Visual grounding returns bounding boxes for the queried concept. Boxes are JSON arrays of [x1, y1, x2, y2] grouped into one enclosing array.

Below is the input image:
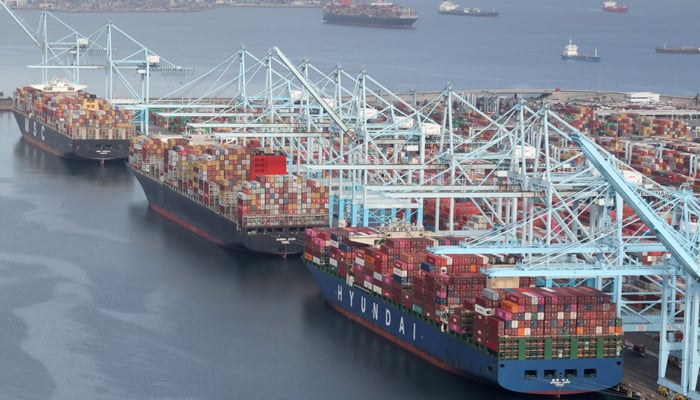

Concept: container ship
[[602, 1, 627, 13], [323, 0, 418, 28], [303, 226, 624, 395], [438, 1, 499, 17], [561, 39, 600, 62], [12, 80, 135, 162], [129, 134, 330, 256], [655, 45, 700, 55]]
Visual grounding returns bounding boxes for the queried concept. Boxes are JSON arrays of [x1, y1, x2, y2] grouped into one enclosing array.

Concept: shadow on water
[[125, 200, 310, 284], [12, 138, 134, 188]]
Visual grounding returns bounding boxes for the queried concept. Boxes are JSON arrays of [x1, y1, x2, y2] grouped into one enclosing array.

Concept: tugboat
[[602, 1, 628, 13], [561, 39, 600, 62], [438, 1, 499, 17]]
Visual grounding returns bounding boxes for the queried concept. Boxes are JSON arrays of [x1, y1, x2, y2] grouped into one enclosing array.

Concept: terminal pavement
[[618, 331, 685, 400], [0, 97, 14, 111]]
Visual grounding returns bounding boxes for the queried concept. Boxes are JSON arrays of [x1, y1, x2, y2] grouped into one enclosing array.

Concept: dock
[[611, 332, 684, 400], [0, 98, 13, 111]]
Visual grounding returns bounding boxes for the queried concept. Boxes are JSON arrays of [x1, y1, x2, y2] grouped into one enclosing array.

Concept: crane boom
[[570, 130, 700, 281], [271, 46, 356, 142], [0, 2, 42, 48]]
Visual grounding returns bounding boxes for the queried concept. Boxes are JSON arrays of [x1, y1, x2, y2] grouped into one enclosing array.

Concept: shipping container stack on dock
[[548, 103, 700, 193], [129, 134, 330, 255], [303, 226, 625, 395]]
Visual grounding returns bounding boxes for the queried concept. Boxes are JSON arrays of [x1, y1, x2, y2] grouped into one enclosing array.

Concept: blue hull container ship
[[303, 227, 624, 395]]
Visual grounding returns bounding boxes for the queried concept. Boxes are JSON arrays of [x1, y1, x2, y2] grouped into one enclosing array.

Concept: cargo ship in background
[[322, 0, 418, 28], [129, 134, 329, 256], [561, 39, 600, 62], [12, 80, 135, 162], [655, 44, 700, 55], [602, 1, 627, 13], [438, 1, 499, 17], [303, 226, 625, 395]]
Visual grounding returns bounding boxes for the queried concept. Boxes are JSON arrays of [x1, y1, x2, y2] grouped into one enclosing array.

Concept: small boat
[[602, 1, 628, 13], [438, 0, 498, 17], [561, 39, 600, 62]]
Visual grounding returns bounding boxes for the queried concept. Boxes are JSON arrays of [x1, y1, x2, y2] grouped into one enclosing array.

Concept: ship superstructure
[[438, 1, 499, 17], [561, 39, 600, 62], [602, 1, 628, 13]]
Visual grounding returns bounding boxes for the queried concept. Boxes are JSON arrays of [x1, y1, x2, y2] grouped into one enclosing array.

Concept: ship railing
[[240, 213, 329, 228]]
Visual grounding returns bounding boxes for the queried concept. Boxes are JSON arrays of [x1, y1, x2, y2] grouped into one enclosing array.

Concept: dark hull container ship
[[323, 0, 418, 28], [304, 227, 625, 395], [13, 81, 133, 162], [129, 135, 329, 256], [655, 45, 700, 55]]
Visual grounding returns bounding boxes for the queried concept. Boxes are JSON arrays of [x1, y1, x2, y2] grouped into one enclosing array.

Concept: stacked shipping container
[[14, 85, 134, 140], [130, 135, 329, 228], [304, 226, 624, 361]]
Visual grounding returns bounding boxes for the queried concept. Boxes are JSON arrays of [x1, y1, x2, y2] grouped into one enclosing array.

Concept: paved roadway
[[620, 332, 683, 400]]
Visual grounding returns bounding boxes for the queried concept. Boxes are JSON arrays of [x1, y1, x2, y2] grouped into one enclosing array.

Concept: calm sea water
[[1, 0, 699, 97], [0, 1, 694, 398]]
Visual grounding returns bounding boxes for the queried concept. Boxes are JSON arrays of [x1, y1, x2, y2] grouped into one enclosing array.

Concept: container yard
[[11, 81, 135, 161], [2, 1, 700, 398], [129, 134, 330, 255]]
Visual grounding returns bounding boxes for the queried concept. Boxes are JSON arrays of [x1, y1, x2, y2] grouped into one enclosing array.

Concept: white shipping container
[[474, 304, 494, 316], [393, 268, 408, 277]]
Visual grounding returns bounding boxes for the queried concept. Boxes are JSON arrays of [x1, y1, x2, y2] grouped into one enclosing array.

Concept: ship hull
[[130, 166, 305, 255], [438, 10, 498, 17], [561, 55, 600, 62], [603, 7, 627, 13], [305, 261, 624, 395], [323, 13, 417, 28], [655, 48, 700, 54], [13, 110, 129, 161]]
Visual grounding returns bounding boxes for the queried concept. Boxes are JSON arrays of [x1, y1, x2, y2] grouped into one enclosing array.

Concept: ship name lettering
[[361, 297, 366, 313], [337, 285, 343, 302], [348, 290, 354, 307], [399, 317, 405, 335], [385, 309, 391, 326], [372, 303, 378, 320]]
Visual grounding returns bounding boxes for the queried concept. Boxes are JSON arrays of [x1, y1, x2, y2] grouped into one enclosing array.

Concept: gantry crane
[[0, 4, 193, 134], [422, 100, 700, 399], [0, 2, 103, 84], [65, 42, 698, 397]]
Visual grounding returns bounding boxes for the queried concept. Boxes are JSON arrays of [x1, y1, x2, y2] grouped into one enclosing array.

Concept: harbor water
[[0, 0, 698, 398]]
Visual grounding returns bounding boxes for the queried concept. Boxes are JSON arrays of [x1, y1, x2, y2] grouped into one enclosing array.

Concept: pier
[[0, 98, 13, 111]]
